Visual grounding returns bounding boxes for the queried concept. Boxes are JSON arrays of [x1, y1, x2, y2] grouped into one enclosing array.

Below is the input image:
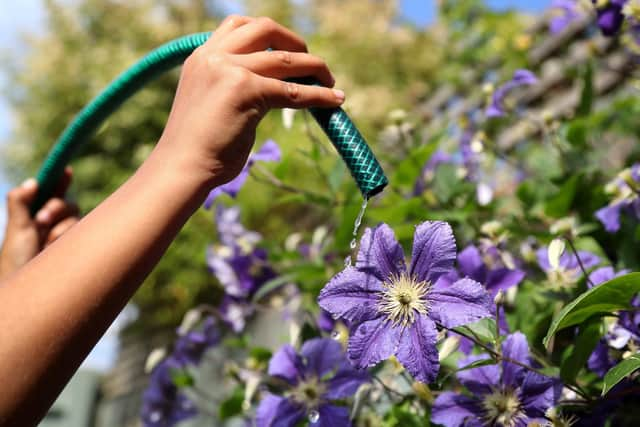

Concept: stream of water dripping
[[344, 196, 369, 267]]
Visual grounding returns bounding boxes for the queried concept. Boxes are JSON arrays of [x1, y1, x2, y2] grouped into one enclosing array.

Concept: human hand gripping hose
[[30, 32, 388, 215]]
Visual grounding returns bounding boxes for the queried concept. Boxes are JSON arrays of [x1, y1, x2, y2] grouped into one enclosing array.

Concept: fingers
[[52, 167, 73, 199], [230, 51, 335, 88], [6, 179, 39, 228], [208, 15, 254, 43], [34, 197, 79, 229], [257, 76, 346, 109], [45, 216, 79, 246], [218, 17, 307, 54]]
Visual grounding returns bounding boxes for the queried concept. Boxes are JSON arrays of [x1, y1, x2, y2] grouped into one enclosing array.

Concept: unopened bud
[[145, 348, 167, 373], [439, 335, 461, 361], [494, 290, 505, 305], [548, 239, 566, 271], [550, 217, 576, 236], [481, 221, 503, 237], [177, 308, 202, 335]]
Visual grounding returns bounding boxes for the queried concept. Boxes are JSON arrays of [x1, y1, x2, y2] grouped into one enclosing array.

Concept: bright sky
[[0, 0, 551, 370]]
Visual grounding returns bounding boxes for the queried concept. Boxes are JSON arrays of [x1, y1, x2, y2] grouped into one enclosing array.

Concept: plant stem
[[564, 237, 594, 288]]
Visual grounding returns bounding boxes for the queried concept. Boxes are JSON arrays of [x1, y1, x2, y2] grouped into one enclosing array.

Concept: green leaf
[[544, 175, 579, 218], [602, 354, 640, 396], [453, 318, 497, 344], [249, 347, 273, 363], [576, 62, 593, 117], [560, 316, 601, 383], [171, 370, 194, 388], [252, 274, 297, 303], [219, 388, 245, 420], [544, 273, 640, 347], [383, 402, 427, 427]]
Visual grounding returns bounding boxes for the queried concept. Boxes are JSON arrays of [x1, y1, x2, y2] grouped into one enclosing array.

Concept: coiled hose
[[31, 32, 388, 214]]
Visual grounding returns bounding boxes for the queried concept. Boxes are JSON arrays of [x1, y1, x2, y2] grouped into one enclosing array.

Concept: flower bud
[[481, 220, 503, 237], [550, 217, 577, 236], [494, 290, 505, 305], [548, 239, 566, 271], [145, 348, 167, 373]]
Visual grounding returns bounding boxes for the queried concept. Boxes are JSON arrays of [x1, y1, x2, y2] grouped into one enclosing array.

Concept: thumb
[[6, 178, 39, 228]]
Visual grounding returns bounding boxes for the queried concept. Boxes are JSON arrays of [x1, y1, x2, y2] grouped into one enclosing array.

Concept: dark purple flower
[[173, 317, 220, 366], [255, 338, 369, 427], [486, 70, 538, 118], [204, 139, 281, 208], [141, 358, 197, 427], [432, 332, 561, 427], [588, 266, 630, 288], [592, 0, 628, 36], [596, 164, 640, 232], [317, 309, 337, 333], [550, 0, 582, 34], [437, 244, 525, 298], [536, 246, 600, 287], [318, 222, 492, 383]]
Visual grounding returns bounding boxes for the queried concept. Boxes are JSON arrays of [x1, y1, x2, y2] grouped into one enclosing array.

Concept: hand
[[0, 168, 79, 279], [157, 15, 345, 192]]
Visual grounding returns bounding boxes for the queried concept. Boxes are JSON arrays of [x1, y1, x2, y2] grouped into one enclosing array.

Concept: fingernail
[[21, 178, 37, 189], [36, 210, 51, 224], [333, 89, 345, 102]]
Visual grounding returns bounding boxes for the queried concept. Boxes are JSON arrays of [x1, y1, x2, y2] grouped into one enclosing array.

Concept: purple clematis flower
[[318, 222, 493, 383], [537, 246, 600, 288], [173, 317, 220, 366], [437, 244, 526, 298], [595, 164, 640, 233], [141, 358, 198, 427], [431, 332, 561, 427], [256, 338, 370, 427], [486, 70, 538, 118], [592, 0, 628, 36], [550, 0, 582, 34], [587, 267, 639, 377], [204, 139, 281, 208]]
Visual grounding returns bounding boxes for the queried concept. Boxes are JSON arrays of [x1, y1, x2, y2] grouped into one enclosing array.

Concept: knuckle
[[274, 50, 292, 65], [6, 189, 19, 203], [223, 14, 243, 24], [228, 66, 253, 86], [283, 81, 300, 101], [256, 16, 276, 31]]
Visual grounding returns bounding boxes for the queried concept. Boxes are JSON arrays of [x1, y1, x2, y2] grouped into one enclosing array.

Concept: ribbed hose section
[[32, 32, 387, 213]]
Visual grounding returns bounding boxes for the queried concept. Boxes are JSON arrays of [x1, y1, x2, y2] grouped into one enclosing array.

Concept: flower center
[[378, 273, 430, 326], [290, 376, 326, 409], [481, 388, 523, 427]]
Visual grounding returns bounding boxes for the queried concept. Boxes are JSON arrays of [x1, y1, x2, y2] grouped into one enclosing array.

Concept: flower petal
[[429, 278, 493, 328], [409, 221, 457, 284], [457, 245, 485, 280], [501, 332, 530, 387], [485, 268, 525, 296], [519, 372, 561, 418], [301, 338, 343, 378], [395, 315, 440, 383], [588, 266, 616, 288], [255, 393, 305, 427], [431, 391, 480, 427], [596, 203, 623, 233], [268, 345, 303, 385], [318, 267, 383, 323], [325, 361, 370, 399], [356, 224, 406, 280], [348, 318, 401, 370], [456, 354, 500, 395], [251, 139, 281, 163], [313, 404, 350, 427]]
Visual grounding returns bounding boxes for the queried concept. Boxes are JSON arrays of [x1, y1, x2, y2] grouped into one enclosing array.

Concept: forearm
[[0, 143, 211, 426]]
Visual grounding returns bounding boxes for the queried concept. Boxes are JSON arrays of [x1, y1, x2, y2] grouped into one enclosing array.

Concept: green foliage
[[544, 273, 640, 347], [602, 355, 640, 396]]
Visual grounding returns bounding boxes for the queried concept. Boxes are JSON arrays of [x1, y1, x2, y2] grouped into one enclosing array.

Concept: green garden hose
[[31, 33, 388, 214]]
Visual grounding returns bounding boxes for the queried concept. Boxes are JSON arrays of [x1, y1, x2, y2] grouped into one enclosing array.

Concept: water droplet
[[331, 330, 341, 340], [331, 313, 340, 320], [308, 410, 320, 423], [344, 255, 352, 267]]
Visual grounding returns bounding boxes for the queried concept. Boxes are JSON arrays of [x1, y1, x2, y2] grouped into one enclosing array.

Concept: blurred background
[[5, 0, 616, 426]]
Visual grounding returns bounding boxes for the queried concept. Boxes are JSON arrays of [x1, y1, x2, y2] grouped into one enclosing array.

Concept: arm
[[0, 15, 344, 426]]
